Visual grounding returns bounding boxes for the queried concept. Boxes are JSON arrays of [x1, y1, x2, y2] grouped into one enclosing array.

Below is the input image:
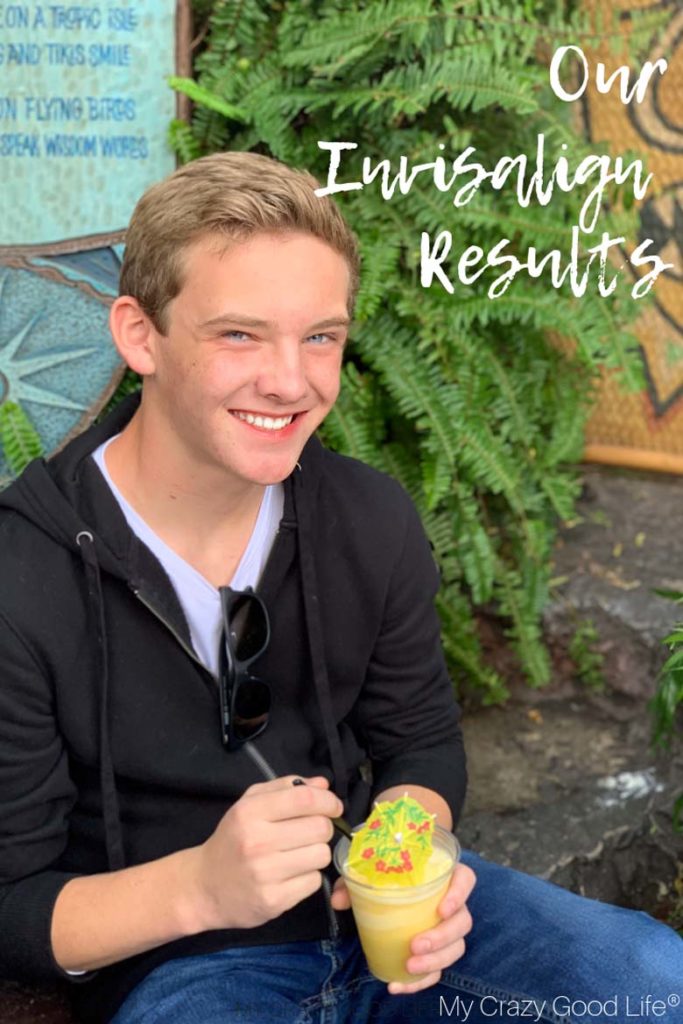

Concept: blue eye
[[223, 330, 250, 341], [307, 333, 332, 344]]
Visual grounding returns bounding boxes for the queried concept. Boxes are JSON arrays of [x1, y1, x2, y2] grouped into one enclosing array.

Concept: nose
[[256, 338, 308, 405]]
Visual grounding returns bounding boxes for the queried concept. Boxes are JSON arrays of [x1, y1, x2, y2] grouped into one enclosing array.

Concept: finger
[[285, 783, 344, 820], [298, 776, 332, 790], [406, 934, 467, 979], [257, 842, 333, 884], [388, 970, 442, 996], [244, 775, 330, 798], [438, 863, 476, 916], [247, 783, 343, 824], [271, 814, 335, 851], [330, 878, 351, 910], [411, 905, 472, 957], [261, 869, 326, 918]]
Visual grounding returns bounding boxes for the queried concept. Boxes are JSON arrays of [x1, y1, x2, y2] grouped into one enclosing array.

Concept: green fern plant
[[0, 401, 44, 476], [98, 368, 142, 421], [651, 590, 683, 833], [568, 618, 606, 693], [154, 0, 660, 699]]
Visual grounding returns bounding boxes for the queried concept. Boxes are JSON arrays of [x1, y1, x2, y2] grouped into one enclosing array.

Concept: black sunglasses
[[218, 586, 271, 750]]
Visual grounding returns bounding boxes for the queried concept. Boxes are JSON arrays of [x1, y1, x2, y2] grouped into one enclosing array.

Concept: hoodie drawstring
[[292, 476, 349, 803], [71, 459, 348, 870], [76, 530, 126, 872]]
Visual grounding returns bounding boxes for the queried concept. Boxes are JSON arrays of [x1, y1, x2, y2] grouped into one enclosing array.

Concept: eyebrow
[[198, 313, 352, 331]]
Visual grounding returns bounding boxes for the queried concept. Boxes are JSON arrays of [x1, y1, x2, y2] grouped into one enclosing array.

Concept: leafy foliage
[[652, 605, 683, 751], [157, 0, 654, 698], [98, 368, 142, 421], [0, 401, 44, 477], [568, 618, 605, 692], [651, 591, 683, 833]]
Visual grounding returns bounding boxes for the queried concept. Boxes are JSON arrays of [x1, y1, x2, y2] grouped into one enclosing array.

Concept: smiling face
[[139, 230, 351, 489]]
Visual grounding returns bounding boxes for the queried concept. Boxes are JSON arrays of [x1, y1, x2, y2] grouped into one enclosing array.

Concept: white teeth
[[232, 411, 294, 431]]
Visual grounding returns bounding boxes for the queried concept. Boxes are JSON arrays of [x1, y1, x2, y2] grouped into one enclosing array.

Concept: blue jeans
[[110, 850, 683, 1024]]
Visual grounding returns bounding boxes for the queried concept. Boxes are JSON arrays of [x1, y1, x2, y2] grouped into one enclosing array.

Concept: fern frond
[[0, 402, 44, 475], [168, 76, 249, 122], [168, 119, 204, 164], [282, 0, 434, 74], [496, 564, 551, 686]]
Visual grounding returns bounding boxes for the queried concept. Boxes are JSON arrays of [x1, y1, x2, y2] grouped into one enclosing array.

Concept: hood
[[0, 392, 143, 581], [0, 394, 147, 876]]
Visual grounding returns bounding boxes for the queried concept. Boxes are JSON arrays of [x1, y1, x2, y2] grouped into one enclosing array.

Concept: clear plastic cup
[[333, 825, 460, 983]]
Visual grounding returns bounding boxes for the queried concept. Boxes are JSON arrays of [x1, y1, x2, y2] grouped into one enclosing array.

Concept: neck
[[104, 405, 266, 548]]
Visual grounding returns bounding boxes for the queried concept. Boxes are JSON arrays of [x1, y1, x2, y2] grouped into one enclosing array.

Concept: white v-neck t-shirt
[[91, 436, 283, 678]]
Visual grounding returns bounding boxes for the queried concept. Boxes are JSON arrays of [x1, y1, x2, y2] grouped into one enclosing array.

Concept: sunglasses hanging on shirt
[[218, 586, 271, 751]]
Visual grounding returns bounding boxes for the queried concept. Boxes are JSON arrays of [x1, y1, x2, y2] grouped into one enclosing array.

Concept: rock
[[460, 465, 683, 921], [543, 466, 683, 700], [459, 695, 683, 915]]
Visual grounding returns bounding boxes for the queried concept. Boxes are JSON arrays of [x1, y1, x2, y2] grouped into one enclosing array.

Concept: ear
[[109, 296, 159, 376]]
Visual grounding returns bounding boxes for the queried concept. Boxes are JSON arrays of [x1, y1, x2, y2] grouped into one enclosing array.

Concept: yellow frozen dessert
[[334, 795, 459, 983]]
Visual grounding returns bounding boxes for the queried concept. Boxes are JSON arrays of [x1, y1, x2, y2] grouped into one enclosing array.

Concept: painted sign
[[0, 1, 189, 483], [580, 0, 683, 472], [1, 0, 177, 246]]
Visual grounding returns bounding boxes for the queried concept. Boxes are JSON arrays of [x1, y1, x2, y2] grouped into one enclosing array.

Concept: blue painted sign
[[0, 0, 176, 246], [0, 2, 185, 482]]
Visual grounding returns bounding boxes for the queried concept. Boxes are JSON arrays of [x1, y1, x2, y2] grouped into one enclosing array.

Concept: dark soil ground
[[458, 465, 683, 924]]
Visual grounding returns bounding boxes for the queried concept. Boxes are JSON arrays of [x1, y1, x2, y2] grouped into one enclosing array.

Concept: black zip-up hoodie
[[0, 393, 467, 1023]]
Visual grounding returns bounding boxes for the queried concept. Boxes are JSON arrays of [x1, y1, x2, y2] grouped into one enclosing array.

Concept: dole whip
[[334, 795, 459, 984]]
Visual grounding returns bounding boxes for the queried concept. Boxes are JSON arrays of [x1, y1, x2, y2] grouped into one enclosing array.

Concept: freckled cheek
[[206, 352, 258, 393], [326, 367, 343, 405], [326, 380, 341, 407], [310, 355, 343, 400], [185, 361, 243, 402]]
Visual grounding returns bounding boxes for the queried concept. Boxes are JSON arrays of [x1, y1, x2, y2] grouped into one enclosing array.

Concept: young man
[[0, 153, 680, 1024]]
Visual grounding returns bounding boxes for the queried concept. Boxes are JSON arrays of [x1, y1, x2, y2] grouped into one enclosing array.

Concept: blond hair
[[119, 151, 360, 333]]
